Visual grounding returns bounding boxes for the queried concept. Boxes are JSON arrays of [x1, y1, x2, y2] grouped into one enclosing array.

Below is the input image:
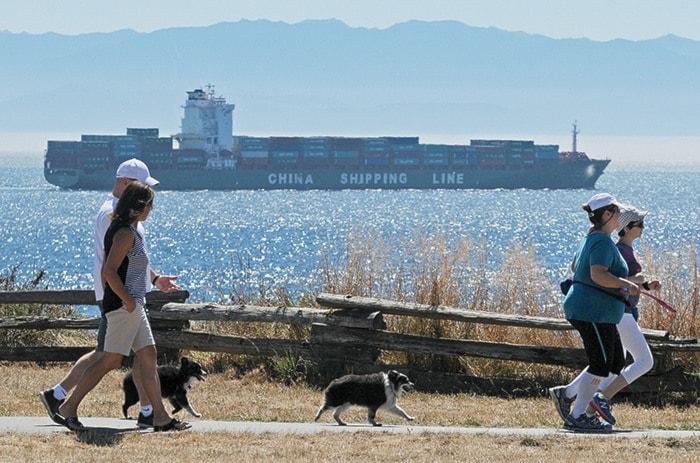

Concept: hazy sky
[[3, 0, 699, 41], [3, 0, 700, 164]]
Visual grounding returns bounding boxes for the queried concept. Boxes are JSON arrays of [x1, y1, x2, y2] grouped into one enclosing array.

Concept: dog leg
[[173, 392, 201, 417], [332, 404, 350, 426], [368, 407, 382, 427], [314, 404, 330, 422], [168, 397, 182, 414], [122, 375, 139, 419], [184, 405, 202, 418], [387, 405, 414, 422]]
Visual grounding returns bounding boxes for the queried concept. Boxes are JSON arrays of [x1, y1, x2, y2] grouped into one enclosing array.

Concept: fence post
[[145, 290, 190, 364]]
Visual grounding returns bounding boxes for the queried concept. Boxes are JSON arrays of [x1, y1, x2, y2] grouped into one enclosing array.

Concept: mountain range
[[1, 19, 699, 147]]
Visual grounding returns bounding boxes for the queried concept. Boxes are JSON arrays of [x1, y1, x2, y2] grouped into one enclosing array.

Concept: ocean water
[[1, 157, 699, 317]]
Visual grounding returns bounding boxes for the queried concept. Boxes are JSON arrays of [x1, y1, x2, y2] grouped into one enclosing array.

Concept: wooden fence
[[1, 290, 699, 395]]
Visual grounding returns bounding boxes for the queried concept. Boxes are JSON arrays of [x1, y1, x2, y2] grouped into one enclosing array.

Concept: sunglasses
[[627, 221, 644, 229]]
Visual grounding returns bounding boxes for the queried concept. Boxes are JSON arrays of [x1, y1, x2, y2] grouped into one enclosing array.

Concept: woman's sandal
[[153, 418, 191, 432]]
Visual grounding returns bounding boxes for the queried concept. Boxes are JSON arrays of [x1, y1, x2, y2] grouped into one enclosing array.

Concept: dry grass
[[320, 228, 700, 376], [4, 433, 700, 463], [3, 364, 700, 462]]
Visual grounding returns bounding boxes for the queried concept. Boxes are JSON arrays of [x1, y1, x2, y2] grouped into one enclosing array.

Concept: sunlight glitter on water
[[1, 166, 699, 316]]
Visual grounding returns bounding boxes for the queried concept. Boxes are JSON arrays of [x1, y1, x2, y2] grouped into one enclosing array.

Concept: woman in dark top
[[595, 205, 660, 412]]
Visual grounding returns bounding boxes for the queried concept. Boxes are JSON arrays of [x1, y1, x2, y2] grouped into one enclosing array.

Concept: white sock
[[571, 371, 602, 418], [140, 405, 153, 416], [53, 384, 68, 400], [564, 368, 589, 399]]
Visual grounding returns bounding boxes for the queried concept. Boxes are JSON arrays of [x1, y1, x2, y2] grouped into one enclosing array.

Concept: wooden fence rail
[[1, 290, 699, 395]]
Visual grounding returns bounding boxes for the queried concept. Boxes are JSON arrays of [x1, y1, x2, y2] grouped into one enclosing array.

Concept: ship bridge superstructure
[[174, 86, 235, 163]]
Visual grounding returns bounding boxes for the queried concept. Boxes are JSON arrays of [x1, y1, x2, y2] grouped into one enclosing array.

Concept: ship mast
[[571, 121, 580, 153]]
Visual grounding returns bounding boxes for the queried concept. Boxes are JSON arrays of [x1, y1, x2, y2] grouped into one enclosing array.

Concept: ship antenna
[[571, 121, 580, 153]]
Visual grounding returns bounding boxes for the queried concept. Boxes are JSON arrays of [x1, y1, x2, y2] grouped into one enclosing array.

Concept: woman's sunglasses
[[627, 220, 644, 229]]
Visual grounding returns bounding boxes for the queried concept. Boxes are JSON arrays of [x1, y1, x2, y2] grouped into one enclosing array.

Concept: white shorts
[[103, 304, 155, 356]]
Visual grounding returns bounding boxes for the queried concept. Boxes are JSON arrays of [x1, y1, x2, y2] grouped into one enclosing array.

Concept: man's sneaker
[[564, 413, 613, 433], [137, 412, 154, 429], [548, 386, 574, 424], [39, 389, 65, 424], [590, 392, 616, 425]]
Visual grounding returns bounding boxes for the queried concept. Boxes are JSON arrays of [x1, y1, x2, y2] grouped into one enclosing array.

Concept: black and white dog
[[122, 356, 208, 419], [314, 370, 415, 426]]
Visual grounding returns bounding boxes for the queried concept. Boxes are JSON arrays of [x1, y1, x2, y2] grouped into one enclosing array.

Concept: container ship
[[44, 87, 610, 190]]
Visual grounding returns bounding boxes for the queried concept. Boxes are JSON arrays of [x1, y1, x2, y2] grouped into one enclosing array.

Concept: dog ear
[[180, 357, 189, 366]]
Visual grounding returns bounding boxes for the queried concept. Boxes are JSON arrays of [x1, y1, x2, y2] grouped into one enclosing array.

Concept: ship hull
[[45, 159, 609, 191]]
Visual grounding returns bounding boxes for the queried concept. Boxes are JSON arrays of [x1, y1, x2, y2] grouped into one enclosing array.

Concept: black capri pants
[[568, 318, 625, 377]]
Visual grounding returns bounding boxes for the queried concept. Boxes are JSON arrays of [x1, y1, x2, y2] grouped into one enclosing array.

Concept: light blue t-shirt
[[563, 233, 629, 324]]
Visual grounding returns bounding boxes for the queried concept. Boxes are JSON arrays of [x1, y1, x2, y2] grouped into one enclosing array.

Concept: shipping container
[[364, 157, 391, 166], [363, 137, 389, 152], [393, 157, 421, 166], [423, 157, 449, 166], [270, 137, 303, 151], [364, 150, 391, 159], [423, 144, 450, 154], [239, 150, 268, 159], [333, 152, 361, 165], [535, 144, 560, 159], [330, 137, 363, 151], [81, 135, 113, 142], [127, 128, 159, 138], [142, 152, 174, 166], [303, 137, 330, 149], [387, 136, 419, 145], [238, 137, 270, 151], [270, 150, 300, 160], [471, 139, 535, 149], [303, 149, 331, 158]]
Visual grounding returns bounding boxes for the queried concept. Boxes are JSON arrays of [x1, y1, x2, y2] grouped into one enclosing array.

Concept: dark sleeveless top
[[102, 222, 149, 313]]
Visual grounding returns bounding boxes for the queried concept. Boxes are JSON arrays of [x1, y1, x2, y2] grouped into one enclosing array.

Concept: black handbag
[[560, 278, 573, 295]]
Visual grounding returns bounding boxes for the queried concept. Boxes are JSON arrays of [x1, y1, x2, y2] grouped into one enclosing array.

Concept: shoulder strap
[[573, 280, 627, 303]]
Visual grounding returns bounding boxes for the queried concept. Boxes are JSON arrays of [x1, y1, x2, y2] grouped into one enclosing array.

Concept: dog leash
[[640, 290, 677, 313]]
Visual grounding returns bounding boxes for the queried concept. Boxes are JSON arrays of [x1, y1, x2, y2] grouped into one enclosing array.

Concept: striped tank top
[[103, 223, 150, 313]]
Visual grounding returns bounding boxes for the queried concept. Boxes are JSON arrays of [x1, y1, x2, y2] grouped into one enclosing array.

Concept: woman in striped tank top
[[57, 181, 190, 432]]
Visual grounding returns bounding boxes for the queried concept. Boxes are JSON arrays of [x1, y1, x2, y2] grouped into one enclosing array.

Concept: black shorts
[[568, 318, 624, 377]]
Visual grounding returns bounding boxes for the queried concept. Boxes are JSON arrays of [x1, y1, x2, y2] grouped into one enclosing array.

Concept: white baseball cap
[[586, 192, 622, 211], [115, 158, 159, 186]]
